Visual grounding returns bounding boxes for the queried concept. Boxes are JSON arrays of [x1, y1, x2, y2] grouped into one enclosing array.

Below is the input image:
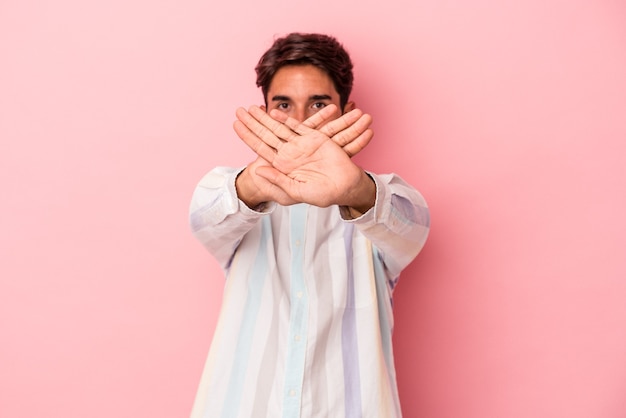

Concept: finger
[[251, 166, 297, 205], [318, 108, 363, 138], [233, 119, 277, 163], [331, 113, 373, 147], [247, 105, 300, 142], [235, 107, 285, 151], [268, 104, 339, 131], [255, 165, 303, 204], [301, 104, 339, 129], [268, 109, 317, 137], [342, 128, 374, 157]]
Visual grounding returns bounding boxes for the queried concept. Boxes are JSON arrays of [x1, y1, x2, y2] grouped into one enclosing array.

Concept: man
[[189, 33, 430, 418]]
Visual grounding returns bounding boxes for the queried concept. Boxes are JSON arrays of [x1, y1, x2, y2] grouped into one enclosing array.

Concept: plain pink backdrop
[[1, 0, 625, 417]]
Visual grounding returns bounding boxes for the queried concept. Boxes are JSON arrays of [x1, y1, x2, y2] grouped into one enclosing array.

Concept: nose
[[293, 108, 306, 122]]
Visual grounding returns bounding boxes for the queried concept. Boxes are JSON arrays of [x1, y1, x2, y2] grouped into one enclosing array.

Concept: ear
[[342, 101, 355, 114]]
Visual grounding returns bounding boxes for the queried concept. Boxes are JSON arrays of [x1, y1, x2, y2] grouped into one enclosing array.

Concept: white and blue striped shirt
[[189, 167, 429, 418]]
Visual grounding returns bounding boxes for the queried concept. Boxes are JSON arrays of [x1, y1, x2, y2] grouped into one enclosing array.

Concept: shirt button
[[294, 335, 301, 342], [296, 291, 303, 299], [289, 389, 296, 397], [295, 239, 301, 247]]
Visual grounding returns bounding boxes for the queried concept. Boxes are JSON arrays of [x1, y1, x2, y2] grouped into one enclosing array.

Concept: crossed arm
[[233, 104, 377, 216]]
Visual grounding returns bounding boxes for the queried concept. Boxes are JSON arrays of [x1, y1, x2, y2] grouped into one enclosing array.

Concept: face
[[263, 64, 354, 124]]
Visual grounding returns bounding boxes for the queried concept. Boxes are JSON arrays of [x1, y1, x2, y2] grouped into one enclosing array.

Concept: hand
[[234, 105, 376, 211]]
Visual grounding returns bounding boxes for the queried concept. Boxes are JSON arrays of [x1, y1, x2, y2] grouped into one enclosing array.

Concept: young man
[[189, 33, 430, 418]]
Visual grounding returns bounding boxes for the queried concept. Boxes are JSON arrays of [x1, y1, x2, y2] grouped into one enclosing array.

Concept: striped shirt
[[189, 166, 430, 418]]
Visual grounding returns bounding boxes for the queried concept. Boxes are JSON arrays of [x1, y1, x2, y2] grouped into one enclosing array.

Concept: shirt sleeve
[[342, 172, 430, 279], [188, 166, 276, 270]]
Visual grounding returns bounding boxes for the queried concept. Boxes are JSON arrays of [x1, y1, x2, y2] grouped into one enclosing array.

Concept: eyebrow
[[270, 94, 333, 102], [271, 95, 291, 102], [309, 94, 332, 101]]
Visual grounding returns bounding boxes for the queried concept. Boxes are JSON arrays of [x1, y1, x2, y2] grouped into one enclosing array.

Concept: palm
[[263, 131, 362, 207]]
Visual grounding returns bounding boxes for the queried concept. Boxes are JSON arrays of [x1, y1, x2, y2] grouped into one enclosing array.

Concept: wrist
[[235, 168, 265, 209], [345, 170, 376, 216]]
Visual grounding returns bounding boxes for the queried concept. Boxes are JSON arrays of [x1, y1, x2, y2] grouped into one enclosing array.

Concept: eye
[[311, 102, 327, 109], [277, 103, 289, 110]]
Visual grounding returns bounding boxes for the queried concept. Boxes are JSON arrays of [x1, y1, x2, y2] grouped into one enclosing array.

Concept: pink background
[[1, 0, 625, 417]]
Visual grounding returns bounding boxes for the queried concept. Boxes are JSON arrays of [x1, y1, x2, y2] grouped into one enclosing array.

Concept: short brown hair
[[255, 33, 354, 110]]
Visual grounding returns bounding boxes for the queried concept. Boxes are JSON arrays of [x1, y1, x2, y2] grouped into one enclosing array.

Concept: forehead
[[268, 64, 338, 97]]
